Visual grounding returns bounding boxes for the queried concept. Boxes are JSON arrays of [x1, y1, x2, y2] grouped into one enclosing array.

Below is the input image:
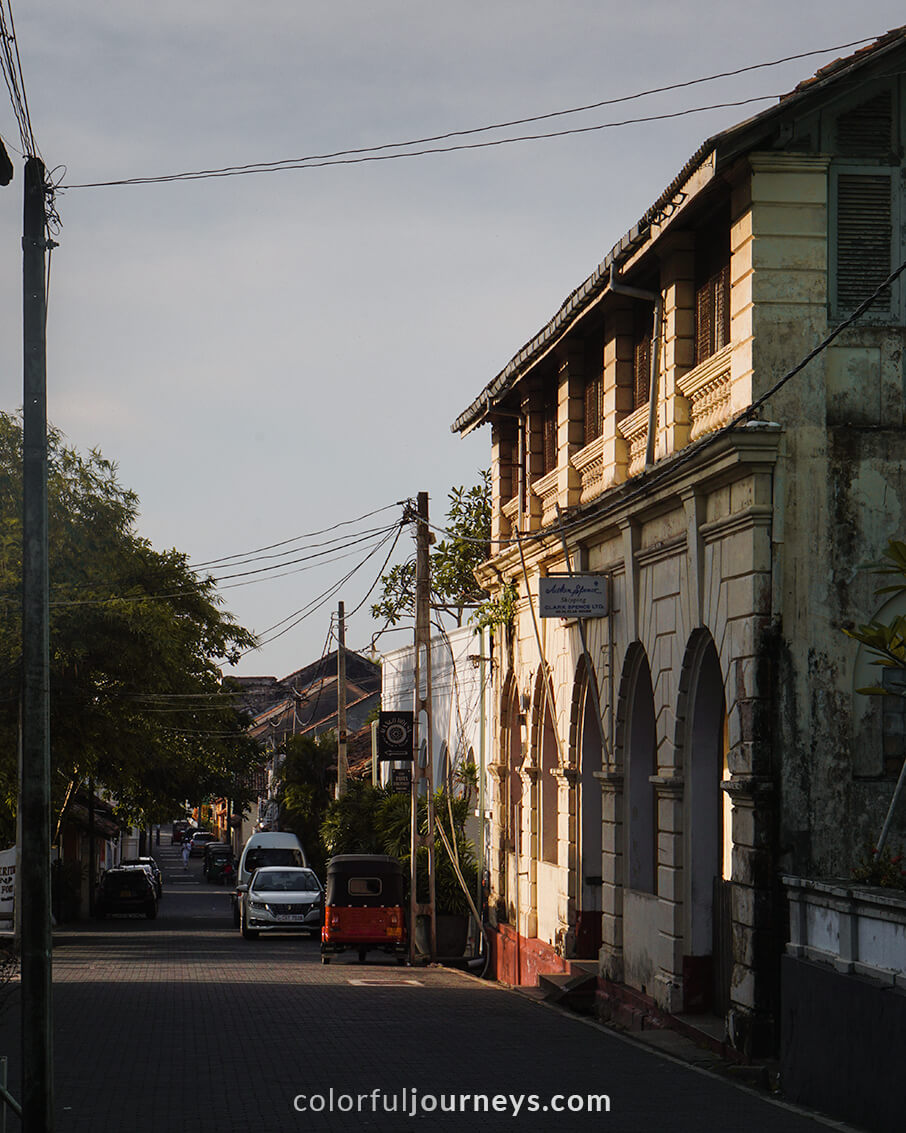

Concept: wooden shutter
[[836, 173, 893, 315], [633, 305, 652, 409], [836, 91, 893, 159], [583, 329, 604, 445], [542, 391, 557, 474], [715, 262, 730, 351], [695, 279, 713, 365]]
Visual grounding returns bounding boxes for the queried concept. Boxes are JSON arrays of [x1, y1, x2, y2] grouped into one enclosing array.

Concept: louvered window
[[583, 330, 604, 445], [695, 233, 731, 365], [632, 306, 652, 410], [835, 172, 894, 317], [835, 91, 893, 159]]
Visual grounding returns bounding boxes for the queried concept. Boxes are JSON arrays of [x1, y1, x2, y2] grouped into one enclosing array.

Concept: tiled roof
[[451, 26, 906, 435]]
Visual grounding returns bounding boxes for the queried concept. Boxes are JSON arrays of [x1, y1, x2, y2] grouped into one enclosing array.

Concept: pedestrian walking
[[182, 841, 190, 870]]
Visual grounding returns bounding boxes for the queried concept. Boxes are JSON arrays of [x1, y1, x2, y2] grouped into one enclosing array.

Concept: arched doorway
[[502, 679, 523, 922], [575, 659, 603, 957], [683, 633, 728, 1013], [625, 649, 657, 894], [534, 670, 559, 945], [619, 643, 659, 997]]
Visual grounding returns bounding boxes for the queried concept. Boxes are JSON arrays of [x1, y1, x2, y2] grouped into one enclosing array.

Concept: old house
[[452, 28, 906, 1055]]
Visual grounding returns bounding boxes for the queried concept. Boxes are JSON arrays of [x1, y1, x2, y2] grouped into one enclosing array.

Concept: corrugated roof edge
[[451, 26, 906, 436]]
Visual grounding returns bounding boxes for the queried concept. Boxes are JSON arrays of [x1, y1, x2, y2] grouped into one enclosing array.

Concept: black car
[[203, 843, 234, 884], [121, 856, 163, 898], [95, 867, 158, 919]]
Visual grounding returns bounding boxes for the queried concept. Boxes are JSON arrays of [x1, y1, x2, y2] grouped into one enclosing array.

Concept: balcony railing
[[617, 403, 650, 478], [531, 467, 560, 528], [572, 434, 605, 503], [676, 342, 733, 442]]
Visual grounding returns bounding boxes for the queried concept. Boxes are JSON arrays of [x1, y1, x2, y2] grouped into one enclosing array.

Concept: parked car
[[202, 843, 234, 883], [188, 830, 218, 857], [237, 866, 322, 939], [121, 856, 163, 898], [95, 867, 158, 920], [232, 831, 307, 926]]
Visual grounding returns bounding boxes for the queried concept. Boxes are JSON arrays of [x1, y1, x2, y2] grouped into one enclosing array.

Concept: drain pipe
[[609, 265, 662, 469]]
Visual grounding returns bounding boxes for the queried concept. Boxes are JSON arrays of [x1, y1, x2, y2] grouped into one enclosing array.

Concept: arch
[[534, 669, 559, 865], [500, 673, 524, 852], [618, 643, 657, 894], [438, 743, 450, 794], [677, 630, 727, 956], [571, 654, 604, 956]]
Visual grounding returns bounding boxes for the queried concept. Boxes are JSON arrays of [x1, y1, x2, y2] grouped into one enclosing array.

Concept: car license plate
[[119, 890, 131, 898], [276, 914, 304, 922]]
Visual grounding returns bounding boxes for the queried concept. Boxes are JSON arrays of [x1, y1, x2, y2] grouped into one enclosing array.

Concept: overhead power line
[[57, 35, 880, 191], [430, 253, 906, 553]]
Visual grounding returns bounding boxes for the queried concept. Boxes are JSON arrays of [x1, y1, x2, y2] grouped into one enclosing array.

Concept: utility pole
[[336, 602, 348, 799], [409, 492, 436, 963], [21, 154, 53, 1133]]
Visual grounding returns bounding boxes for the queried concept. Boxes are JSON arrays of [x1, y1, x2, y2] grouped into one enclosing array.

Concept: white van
[[232, 831, 307, 924]]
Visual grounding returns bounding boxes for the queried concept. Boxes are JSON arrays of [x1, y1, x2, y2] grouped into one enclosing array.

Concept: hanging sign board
[[539, 574, 609, 618], [0, 846, 15, 921], [377, 711, 414, 761], [391, 768, 412, 794]]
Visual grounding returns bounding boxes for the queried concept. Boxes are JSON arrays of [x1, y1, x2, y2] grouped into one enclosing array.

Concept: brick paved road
[[0, 841, 847, 1132]]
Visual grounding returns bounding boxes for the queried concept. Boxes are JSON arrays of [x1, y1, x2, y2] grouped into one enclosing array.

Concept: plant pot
[[415, 913, 469, 958]]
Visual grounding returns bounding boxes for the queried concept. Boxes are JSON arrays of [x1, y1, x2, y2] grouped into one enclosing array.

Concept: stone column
[[653, 773, 685, 1012], [521, 381, 544, 532], [659, 234, 696, 458], [557, 343, 584, 511], [554, 765, 578, 952], [596, 770, 624, 979], [724, 775, 777, 1056], [601, 306, 633, 490], [519, 764, 539, 939], [491, 420, 515, 544], [487, 761, 509, 922]]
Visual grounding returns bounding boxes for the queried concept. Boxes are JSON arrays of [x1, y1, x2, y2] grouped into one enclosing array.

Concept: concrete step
[[538, 970, 597, 1013]]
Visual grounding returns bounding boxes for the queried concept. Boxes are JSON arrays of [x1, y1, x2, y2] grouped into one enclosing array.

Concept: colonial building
[[452, 28, 906, 1054]]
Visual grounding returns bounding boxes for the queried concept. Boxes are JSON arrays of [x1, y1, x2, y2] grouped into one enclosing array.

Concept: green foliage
[[321, 781, 388, 856], [322, 784, 477, 916], [471, 580, 517, 634], [371, 472, 491, 628], [277, 732, 335, 874], [851, 844, 906, 891], [0, 412, 260, 842], [844, 539, 906, 692]]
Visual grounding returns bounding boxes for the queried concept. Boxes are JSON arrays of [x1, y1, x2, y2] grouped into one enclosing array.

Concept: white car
[[238, 866, 322, 939]]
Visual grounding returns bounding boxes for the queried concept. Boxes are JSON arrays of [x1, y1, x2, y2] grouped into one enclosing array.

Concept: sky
[[1, 1, 904, 679]]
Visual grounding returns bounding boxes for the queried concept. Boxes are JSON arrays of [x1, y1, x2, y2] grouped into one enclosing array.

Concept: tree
[[370, 472, 490, 629], [276, 731, 336, 874], [0, 412, 260, 842]]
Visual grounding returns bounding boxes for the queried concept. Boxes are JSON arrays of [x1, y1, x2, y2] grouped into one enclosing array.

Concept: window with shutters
[[695, 231, 731, 365], [632, 305, 652, 410], [831, 168, 900, 321], [583, 328, 604, 445], [835, 90, 893, 161]]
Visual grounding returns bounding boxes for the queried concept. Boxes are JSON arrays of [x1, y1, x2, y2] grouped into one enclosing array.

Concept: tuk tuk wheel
[[321, 955, 331, 965], [358, 947, 367, 963]]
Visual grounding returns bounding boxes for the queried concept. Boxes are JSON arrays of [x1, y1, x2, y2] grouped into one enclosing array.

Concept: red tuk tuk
[[320, 854, 407, 964]]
